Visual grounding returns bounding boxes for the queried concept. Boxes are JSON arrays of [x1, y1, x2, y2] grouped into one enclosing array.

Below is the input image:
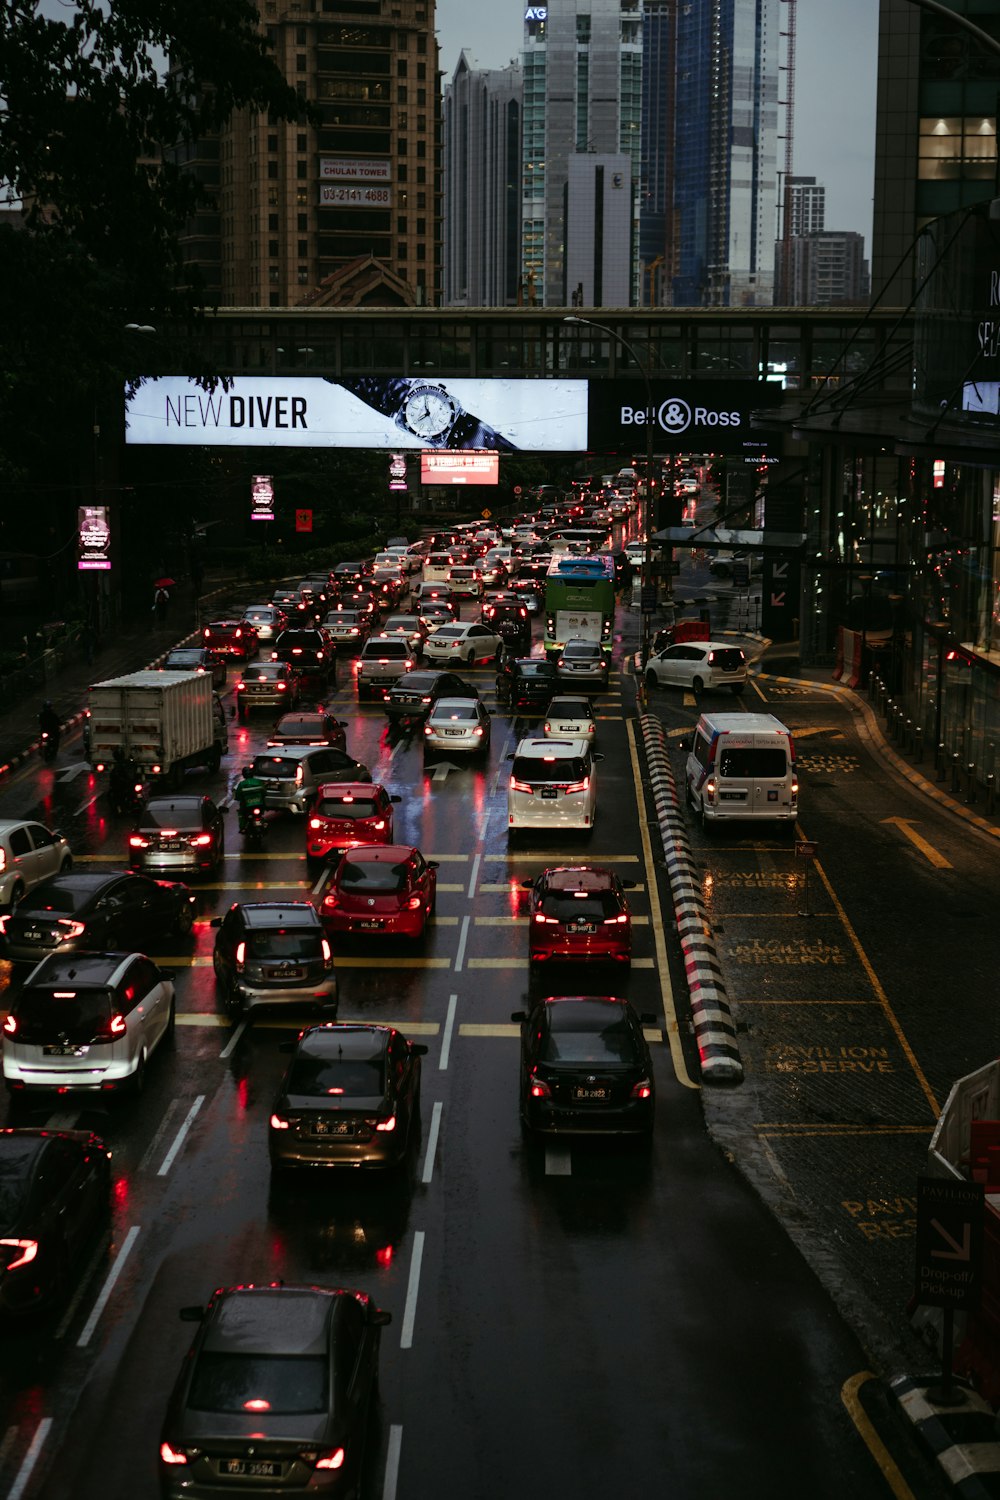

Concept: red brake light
[[510, 777, 533, 794], [56, 919, 87, 939], [564, 777, 589, 794], [159, 1442, 188, 1466], [189, 834, 212, 847], [128, 835, 147, 848], [529, 1076, 551, 1099], [406, 895, 422, 910], [321, 938, 332, 964], [0, 1238, 38, 1270], [309, 818, 322, 830], [270, 1113, 290, 1130], [375, 1116, 397, 1133], [2, 1015, 15, 1036], [110, 1014, 127, 1035], [244, 1399, 270, 1411], [630, 1079, 653, 1100], [236, 941, 246, 967], [316, 1449, 345, 1471]]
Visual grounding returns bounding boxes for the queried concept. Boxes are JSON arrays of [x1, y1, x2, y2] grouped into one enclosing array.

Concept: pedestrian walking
[[153, 586, 169, 622]]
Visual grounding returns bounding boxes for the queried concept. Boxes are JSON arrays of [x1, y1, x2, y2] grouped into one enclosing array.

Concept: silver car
[[557, 638, 611, 689], [423, 697, 491, 756], [0, 820, 72, 909], [248, 745, 372, 816], [544, 696, 597, 743], [240, 604, 287, 643]]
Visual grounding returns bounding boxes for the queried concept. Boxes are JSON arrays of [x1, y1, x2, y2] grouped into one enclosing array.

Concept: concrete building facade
[[442, 53, 522, 307]]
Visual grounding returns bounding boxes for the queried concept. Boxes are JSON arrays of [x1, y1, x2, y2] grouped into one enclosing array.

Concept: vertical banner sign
[[251, 474, 274, 522], [78, 506, 111, 571], [389, 452, 407, 492], [295, 509, 313, 533]]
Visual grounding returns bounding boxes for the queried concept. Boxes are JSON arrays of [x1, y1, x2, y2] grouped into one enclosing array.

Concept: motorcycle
[[109, 763, 146, 817], [40, 730, 60, 762], [241, 802, 267, 850]]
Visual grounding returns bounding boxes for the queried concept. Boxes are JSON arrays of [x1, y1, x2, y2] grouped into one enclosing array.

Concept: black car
[[159, 1283, 390, 1496], [269, 1023, 427, 1171], [1, 871, 194, 963], [481, 600, 532, 655], [211, 902, 337, 1015], [129, 795, 225, 877], [267, 711, 347, 752], [511, 995, 657, 1137], [162, 647, 226, 691], [496, 658, 561, 713], [0, 1129, 111, 1317], [384, 669, 479, 722], [271, 628, 333, 685]]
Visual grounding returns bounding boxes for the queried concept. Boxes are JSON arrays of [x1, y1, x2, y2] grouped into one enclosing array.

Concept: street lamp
[[563, 315, 660, 672]]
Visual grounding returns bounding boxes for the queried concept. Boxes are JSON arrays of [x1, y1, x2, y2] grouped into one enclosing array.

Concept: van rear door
[[716, 736, 792, 817]]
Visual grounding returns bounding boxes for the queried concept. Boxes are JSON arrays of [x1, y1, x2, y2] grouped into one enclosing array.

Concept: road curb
[[638, 712, 743, 1083], [891, 1374, 1000, 1496]]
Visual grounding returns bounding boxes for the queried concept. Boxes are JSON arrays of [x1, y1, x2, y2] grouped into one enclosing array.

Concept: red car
[[306, 782, 401, 872], [202, 619, 258, 661], [522, 865, 634, 968], [317, 845, 438, 939]]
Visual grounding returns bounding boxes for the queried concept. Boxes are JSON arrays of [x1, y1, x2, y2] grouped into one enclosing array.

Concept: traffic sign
[[795, 840, 818, 860], [732, 561, 750, 587], [481, 508, 492, 519], [295, 508, 313, 533], [513, 486, 522, 496], [640, 585, 658, 613], [915, 1176, 984, 1309]]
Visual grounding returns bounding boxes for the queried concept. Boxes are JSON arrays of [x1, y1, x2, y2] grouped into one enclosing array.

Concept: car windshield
[[549, 699, 591, 719], [432, 703, 478, 721], [15, 989, 113, 1046], [187, 1353, 328, 1415], [251, 757, 298, 780], [247, 930, 321, 960], [245, 610, 275, 623], [288, 1055, 386, 1098], [541, 1009, 636, 1065], [511, 756, 587, 784], [0, 1140, 37, 1221], [20, 885, 81, 914], [539, 891, 620, 921], [143, 806, 200, 831], [710, 648, 745, 670], [317, 796, 377, 819], [340, 860, 410, 894], [166, 651, 200, 665]]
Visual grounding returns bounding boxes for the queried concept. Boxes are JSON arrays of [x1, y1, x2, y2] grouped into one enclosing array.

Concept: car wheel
[[237, 707, 247, 723], [691, 675, 705, 694], [466, 649, 475, 665], [207, 746, 222, 774], [174, 900, 194, 937], [165, 999, 177, 1044], [644, 670, 657, 690], [59, 856, 73, 875], [131, 1051, 146, 1095]]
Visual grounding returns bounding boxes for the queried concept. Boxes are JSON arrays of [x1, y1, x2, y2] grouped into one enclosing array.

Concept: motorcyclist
[[109, 746, 141, 811], [39, 701, 60, 758], [234, 765, 267, 835]]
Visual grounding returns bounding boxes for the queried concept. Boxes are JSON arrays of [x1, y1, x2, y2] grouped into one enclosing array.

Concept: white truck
[[86, 670, 228, 785]]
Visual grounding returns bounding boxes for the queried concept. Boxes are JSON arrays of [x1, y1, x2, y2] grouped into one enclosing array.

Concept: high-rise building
[[565, 153, 633, 306], [670, 0, 779, 306], [178, 0, 441, 308], [442, 53, 522, 307], [521, 0, 643, 307], [787, 176, 825, 236], [779, 230, 870, 306], [872, 0, 998, 305], [639, 0, 676, 307]]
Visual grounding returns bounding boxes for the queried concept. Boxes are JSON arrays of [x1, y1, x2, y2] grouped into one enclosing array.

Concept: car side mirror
[[390, 795, 402, 804], [511, 1010, 528, 1024], [592, 752, 605, 762], [621, 879, 637, 890], [410, 1043, 429, 1056], [179, 1305, 205, 1322], [278, 1039, 297, 1052], [428, 861, 440, 870], [209, 916, 223, 928], [639, 1012, 658, 1025], [243, 765, 253, 776], [519, 880, 533, 890], [368, 1306, 393, 1327]]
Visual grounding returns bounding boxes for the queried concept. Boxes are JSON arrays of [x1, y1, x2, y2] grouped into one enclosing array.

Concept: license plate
[[444, 729, 464, 736], [220, 1459, 283, 1479], [540, 788, 558, 799], [160, 841, 184, 851], [571, 922, 597, 934], [43, 1044, 83, 1057], [314, 1119, 353, 1136], [270, 966, 303, 979], [572, 1086, 609, 1101], [721, 791, 746, 801], [358, 919, 383, 930], [26, 930, 42, 941]]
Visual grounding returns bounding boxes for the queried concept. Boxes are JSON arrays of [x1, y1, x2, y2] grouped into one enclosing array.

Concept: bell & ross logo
[[619, 395, 741, 433]]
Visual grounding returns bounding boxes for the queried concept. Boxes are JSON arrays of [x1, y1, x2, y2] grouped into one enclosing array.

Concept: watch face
[[402, 385, 458, 439]]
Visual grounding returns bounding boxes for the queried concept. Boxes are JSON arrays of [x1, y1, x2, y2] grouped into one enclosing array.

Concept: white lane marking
[[466, 852, 481, 899], [453, 915, 470, 973], [383, 1425, 403, 1500], [73, 794, 99, 816], [77, 1225, 140, 1348], [421, 1102, 442, 1185], [55, 763, 90, 784], [6, 1417, 53, 1500], [478, 809, 490, 841], [158, 1095, 204, 1177], [219, 1019, 248, 1059], [439, 994, 457, 1070], [400, 1231, 425, 1349], [138, 1099, 185, 1174], [54, 1233, 112, 1341], [545, 1146, 572, 1177]]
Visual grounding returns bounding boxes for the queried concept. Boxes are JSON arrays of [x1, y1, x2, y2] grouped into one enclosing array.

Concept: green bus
[[543, 554, 616, 659]]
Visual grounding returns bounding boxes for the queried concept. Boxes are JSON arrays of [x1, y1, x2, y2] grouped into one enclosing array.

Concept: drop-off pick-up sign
[[915, 1176, 984, 1309]]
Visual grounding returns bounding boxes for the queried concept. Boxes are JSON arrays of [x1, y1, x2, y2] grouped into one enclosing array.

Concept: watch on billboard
[[420, 450, 499, 486], [78, 505, 111, 571], [251, 473, 274, 521]]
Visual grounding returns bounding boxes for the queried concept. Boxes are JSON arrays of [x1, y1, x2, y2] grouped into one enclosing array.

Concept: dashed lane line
[[478, 882, 646, 893], [421, 1103, 443, 1185], [466, 956, 655, 969]]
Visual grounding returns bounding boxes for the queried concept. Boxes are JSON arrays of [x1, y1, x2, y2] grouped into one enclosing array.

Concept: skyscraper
[[521, 0, 643, 307], [443, 53, 522, 307], [787, 176, 825, 236]]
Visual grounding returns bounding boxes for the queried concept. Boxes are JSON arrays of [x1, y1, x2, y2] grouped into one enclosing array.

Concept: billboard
[[125, 377, 589, 452], [251, 473, 274, 522], [320, 184, 391, 208], [319, 158, 391, 182], [78, 506, 111, 571], [587, 380, 777, 455], [421, 451, 499, 485]]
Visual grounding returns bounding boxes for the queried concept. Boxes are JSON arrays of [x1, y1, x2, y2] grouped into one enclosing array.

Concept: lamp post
[[563, 315, 660, 672]]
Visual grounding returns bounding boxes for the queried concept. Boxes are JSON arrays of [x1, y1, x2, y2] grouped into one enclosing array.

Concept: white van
[[684, 712, 797, 827], [423, 553, 455, 584], [508, 738, 600, 835]]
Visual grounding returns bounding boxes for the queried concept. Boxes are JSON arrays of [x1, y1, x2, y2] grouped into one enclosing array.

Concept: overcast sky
[[435, 0, 878, 248]]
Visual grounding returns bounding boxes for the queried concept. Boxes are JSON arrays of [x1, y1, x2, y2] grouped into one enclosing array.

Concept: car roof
[[340, 845, 417, 864], [514, 737, 589, 758], [297, 1023, 392, 1061], [543, 865, 614, 892], [205, 619, 240, 628], [239, 903, 321, 927], [547, 696, 593, 714], [316, 782, 380, 797], [205, 1286, 337, 1355], [27, 871, 124, 898], [26, 951, 129, 986], [252, 745, 316, 763]]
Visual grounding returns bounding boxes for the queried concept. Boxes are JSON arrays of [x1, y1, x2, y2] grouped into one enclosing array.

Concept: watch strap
[[341, 377, 413, 418], [448, 413, 518, 452]]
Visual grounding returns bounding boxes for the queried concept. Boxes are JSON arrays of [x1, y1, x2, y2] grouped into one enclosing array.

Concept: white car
[[0, 820, 72, 910], [507, 737, 600, 835], [423, 698, 492, 756], [543, 696, 596, 744], [446, 566, 485, 599], [422, 621, 505, 666], [644, 641, 747, 694]]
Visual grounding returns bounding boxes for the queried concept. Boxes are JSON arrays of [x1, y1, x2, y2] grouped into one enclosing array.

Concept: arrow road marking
[[432, 761, 463, 782], [930, 1219, 972, 1260], [881, 817, 953, 869]]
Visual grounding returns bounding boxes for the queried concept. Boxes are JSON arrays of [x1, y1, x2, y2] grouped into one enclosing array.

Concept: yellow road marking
[[477, 882, 646, 894], [336, 957, 453, 969], [880, 816, 953, 869], [626, 719, 697, 1090], [472, 915, 650, 926], [174, 1012, 441, 1034], [841, 1371, 916, 1500], [459, 1023, 520, 1037], [483, 853, 640, 864], [465, 956, 655, 969]]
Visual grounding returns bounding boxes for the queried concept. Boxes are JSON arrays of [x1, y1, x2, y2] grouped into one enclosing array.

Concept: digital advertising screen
[[421, 451, 500, 485]]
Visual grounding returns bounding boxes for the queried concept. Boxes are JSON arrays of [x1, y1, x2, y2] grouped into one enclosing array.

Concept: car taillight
[[603, 913, 629, 925], [375, 1116, 397, 1133], [2, 1014, 16, 1036], [533, 913, 556, 924], [128, 835, 148, 848], [110, 1013, 127, 1035], [315, 1449, 345, 1471], [56, 920, 87, 939], [276, 681, 287, 691], [159, 1441, 188, 1466], [791, 778, 799, 798], [269, 1113, 290, 1130], [529, 1075, 551, 1099], [236, 941, 246, 968], [423, 724, 433, 736], [421, 696, 432, 705], [563, 778, 589, 794], [510, 777, 533, 794], [309, 817, 323, 830], [0, 1238, 38, 1271], [321, 938, 332, 965], [189, 834, 212, 847], [631, 1079, 653, 1100], [704, 776, 717, 804], [271, 651, 278, 659], [323, 894, 338, 909], [543, 722, 551, 733], [0, 848, 5, 871], [406, 895, 422, 910], [236, 681, 245, 690]]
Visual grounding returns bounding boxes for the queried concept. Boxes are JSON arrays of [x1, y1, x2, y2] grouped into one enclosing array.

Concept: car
[[316, 846, 438, 940], [384, 669, 478, 723], [271, 628, 333, 684], [202, 619, 257, 661], [496, 657, 561, 714], [271, 584, 321, 623], [413, 580, 455, 608], [508, 578, 544, 614], [557, 638, 611, 690], [522, 865, 633, 967], [414, 597, 458, 626], [507, 736, 600, 834], [381, 613, 430, 655], [423, 697, 491, 756], [0, 870, 194, 962], [481, 600, 531, 655], [0, 1129, 111, 1317], [161, 647, 226, 691], [332, 559, 371, 587], [372, 568, 407, 608], [422, 620, 505, 666], [267, 709, 347, 751], [511, 995, 655, 1136], [240, 604, 288, 643], [269, 1023, 427, 1171], [479, 552, 510, 587], [355, 636, 416, 701], [446, 565, 484, 600], [235, 661, 301, 718], [3, 949, 176, 1096], [305, 783, 401, 872], [345, 587, 380, 620], [644, 640, 748, 694], [543, 696, 597, 743], [323, 607, 372, 651], [158, 1282, 390, 1496], [0, 819, 73, 910], [247, 745, 372, 816], [128, 795, 226, 877], [210, 902, 337, 1015]]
